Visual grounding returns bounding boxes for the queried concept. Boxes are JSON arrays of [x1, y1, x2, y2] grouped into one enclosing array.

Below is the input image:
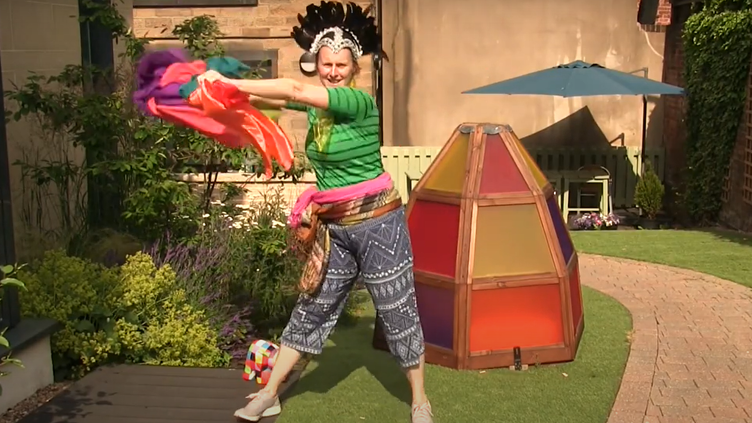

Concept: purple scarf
[[133, 49, 190, 116]]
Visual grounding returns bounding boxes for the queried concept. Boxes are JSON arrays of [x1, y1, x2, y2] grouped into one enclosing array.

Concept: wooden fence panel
[[380, 147, 442, 201], [381, 145, 665, 208]]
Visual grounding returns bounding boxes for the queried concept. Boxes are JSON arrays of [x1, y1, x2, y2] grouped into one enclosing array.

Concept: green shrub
[[19, 250, 228, 379], [18, 250, 121, 378], [634, 165, 665, 220], [115, 252, 228, 367]]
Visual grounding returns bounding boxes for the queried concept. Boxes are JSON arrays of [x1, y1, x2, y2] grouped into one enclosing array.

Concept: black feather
[[290, 1, 383, 58]]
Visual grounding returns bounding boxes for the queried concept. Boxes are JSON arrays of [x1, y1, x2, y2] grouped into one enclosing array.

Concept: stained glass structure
[[373, 123, 584, 370]]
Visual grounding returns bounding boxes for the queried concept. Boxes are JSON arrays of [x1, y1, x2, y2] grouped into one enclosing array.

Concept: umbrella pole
[[628, 67, 650, 178]]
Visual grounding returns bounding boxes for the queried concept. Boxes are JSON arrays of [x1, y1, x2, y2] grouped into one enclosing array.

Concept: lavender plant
[[148, 188, 302, 361]]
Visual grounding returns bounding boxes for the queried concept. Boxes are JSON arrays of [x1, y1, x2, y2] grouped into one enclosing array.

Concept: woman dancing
[[199, 2, 433, 422]]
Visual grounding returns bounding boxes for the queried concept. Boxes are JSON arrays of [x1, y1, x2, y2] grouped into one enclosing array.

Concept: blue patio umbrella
[[462, 60, 685, 173]]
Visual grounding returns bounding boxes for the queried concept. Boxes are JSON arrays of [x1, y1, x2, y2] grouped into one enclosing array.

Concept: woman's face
[[316, 46, 358, 88]]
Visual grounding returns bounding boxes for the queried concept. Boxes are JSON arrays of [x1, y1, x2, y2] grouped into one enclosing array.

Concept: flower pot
[[639, 217, 660, 230], [603, 225, 618, 231]]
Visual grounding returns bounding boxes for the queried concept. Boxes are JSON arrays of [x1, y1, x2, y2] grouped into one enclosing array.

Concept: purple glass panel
[[546, 195, 575, 263], [414, 283, 454, 350]]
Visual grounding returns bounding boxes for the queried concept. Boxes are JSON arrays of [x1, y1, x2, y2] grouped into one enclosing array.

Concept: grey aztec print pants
[[280, 207, 426, 368]]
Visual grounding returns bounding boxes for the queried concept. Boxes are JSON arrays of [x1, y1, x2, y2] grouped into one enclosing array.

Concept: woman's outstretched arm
[[200, 71, 329, 109], [248, 95, 287, 110], [200, 70, 375, 120]]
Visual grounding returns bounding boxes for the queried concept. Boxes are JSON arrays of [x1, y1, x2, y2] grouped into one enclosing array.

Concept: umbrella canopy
[[462, 60, 684, 97]]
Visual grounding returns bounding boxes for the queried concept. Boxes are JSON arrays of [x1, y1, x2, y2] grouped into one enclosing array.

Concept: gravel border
[[0, 382, 71, 423]]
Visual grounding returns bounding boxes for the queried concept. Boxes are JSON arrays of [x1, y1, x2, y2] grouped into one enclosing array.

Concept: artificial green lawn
[[276, 228, 752, 422], [278, 287, 631, 423], [571, 228, 752, 288]]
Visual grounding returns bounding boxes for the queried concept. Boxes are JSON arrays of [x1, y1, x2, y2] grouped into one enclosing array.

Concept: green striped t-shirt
[[285, 87, 383, 191]]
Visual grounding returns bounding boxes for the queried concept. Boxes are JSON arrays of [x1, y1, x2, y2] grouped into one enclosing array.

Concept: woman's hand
[[198, 70, 230, 85]]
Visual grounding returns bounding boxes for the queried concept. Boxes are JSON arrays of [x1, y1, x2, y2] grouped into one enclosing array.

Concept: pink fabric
[[160, 61, 207, 87], [288, 172, 394, 228], [188, 79, 294, 178], [146, 97, 248, 148]]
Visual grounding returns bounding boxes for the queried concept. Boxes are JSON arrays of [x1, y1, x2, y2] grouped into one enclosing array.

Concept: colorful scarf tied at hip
[[291, 173, 402, 295]]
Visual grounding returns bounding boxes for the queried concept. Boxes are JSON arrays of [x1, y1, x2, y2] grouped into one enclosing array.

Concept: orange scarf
[[186, 79, 293, 178]]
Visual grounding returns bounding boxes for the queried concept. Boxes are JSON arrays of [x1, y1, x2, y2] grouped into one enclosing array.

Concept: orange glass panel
[[569, 265, 583, 331], [408, 200, 460, 278], [415, 283, 454, 350], [473, 204, 556, 277], [513, 138, 549, 189], [469, 284, 564, 352], [479, 134, 529, 194], [422, 133, 469, 194]]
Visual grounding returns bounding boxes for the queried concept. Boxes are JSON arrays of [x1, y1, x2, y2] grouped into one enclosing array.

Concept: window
[[722, 168, 730, 203], [142, 42, 278, 80], [133, 0, 257, 8], [228, 49, 278, 80]]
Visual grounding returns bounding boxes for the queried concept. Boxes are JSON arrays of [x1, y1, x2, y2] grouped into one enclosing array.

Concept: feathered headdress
[[291, 1, 385, 61]]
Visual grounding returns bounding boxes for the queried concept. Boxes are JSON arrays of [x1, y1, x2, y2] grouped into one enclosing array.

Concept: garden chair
[[563, 165, 612, 216]]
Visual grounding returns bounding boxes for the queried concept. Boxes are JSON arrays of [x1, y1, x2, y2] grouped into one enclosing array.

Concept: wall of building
[[380, 0, 668, 149], [1, 0, 83, 254], [132, 0, 374, 151]]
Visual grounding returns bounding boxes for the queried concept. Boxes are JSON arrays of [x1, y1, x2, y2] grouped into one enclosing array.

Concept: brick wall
[[132, 0, 374, 150], [656, 0, 672, 25], [719, 59, 752, 232], [638, 0, 672, 30], [661, 3, 691, 197]]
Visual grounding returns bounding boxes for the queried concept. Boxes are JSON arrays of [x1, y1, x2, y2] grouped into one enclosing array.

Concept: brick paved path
[[581, 254, 752, 423]]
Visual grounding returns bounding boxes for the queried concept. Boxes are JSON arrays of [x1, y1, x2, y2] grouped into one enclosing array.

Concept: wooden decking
[[17, 364, 302, 423]]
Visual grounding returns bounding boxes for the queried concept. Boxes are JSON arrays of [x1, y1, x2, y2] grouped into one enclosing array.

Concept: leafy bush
[[150, 188, 302, 361], [19, 250, 228, 379], [3, 11, 310, 250], [634, 164, 665, 220], [683, 1, 752, 223]]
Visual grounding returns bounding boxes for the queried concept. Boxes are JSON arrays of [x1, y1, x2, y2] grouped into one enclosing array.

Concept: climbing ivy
[[682, 0, 752, 223]]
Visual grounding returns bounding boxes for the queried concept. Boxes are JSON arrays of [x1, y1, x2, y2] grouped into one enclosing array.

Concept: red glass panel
[[546, 194, 575, 263], [415, 283, 454, 350], [469, 284, 564, 352], [408, 200, 460, 278], [569, 265, 583, 331], [479, 134, 529, 194]]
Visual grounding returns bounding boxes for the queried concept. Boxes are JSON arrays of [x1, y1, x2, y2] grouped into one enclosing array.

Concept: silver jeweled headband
[[309, 27, 363, 60]]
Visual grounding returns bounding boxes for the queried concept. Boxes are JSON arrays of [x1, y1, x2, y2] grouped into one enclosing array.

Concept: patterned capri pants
[[280, 207, 426, 368]]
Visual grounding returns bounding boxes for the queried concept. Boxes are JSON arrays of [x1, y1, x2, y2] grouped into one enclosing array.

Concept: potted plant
[[634, 164, 665, 230], [573, 212, 620, 230]]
